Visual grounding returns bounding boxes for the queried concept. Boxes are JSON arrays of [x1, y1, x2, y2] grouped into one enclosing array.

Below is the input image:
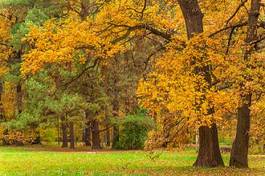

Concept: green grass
[[0, 146, 265, 176]]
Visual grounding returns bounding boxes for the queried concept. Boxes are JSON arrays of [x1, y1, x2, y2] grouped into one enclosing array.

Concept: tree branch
[[225, 0, 248, 26]]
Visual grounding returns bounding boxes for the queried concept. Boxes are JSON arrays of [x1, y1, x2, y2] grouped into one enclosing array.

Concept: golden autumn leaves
[[138, 27, 265, 133], [0, 15, 12, 77], [20, 0, 178, 76], [137, 35, 236, 128], [19, 0, 180, 76], [21, 18, 124, 75], [2, 0, 265, 147]]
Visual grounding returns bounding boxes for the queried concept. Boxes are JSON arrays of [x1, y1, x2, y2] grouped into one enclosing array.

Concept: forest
[[1, 0, 265, 175]]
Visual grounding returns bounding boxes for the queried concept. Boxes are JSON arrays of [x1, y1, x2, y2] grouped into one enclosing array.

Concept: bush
[[114, 112, 155, 150], [39, 127, 57, 143], [1, 129, 39, 146]]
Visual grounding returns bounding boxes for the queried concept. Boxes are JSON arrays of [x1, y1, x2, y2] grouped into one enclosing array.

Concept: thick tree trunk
[[61, 116, 68, 148], [230, 96, 251, 167], [69, 122, 75, 149], [230, 0, 261, 168], [91, 120, 101, 149], [177, 0, 203, 39], [194, 124, 224, 167], [178, 0, 224, 167], [83, 122, 91, 146]]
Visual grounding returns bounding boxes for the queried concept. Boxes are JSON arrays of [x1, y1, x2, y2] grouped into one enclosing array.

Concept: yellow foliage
[[18, 0, 265, 147], [1, 82, 17, 119], [138, 35, 236, 128], [21, 17, 125, 75], [1, 129, 38, 145], [0, 11, 11, 77]]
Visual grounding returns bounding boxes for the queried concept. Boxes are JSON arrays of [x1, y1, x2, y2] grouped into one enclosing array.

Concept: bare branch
[[225, 0, 248, 26], [140, 0, 147, 19], [209, 21, 247, 37]]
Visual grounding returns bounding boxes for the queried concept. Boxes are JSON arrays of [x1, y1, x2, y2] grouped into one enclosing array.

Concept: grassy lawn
[[0, 146, 265, 176]]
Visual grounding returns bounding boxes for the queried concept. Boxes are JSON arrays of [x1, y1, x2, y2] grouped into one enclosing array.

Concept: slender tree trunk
[[69, 121, 75, 149], [230, 0, 261, 168], [112, 126, 119, 148], [104, 111, 111, 147], [91, 120, 101, 149], [0, 82, 4, 120], [16, 83, 22, 114], [32, 130, 41, 144], [61, 116, 68, 148], [105, 126, 111, 147], [58, 117, 60, 146], [178, 0, 224, 167], [83, 121, 91, 146], [112, 84, 120, 148]]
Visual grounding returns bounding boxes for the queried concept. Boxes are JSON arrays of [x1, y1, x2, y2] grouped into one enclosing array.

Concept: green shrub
[[114, 112, 155, 150], [40, 127, 57, 143]]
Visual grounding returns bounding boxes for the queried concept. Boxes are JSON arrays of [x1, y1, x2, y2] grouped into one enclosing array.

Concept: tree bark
[[230, 0, 261, 168], [91, 120, 101, 149], [0, 82, 4, 120], [105, 125, 111, 147], [177, 0, 203, 39], [104, 111, 111, 147], [194, 124, 224, 167], [80, 0, 90, 20], [69, 121, 75, 149], [178, 0, 224, 167], [16, 83, 23, 114], [61, 116, 68, 148], [230, 96, 251, 167], [83, 121, 91, 146], [31, 130, 41, 145], [112, 126, 119, 148], [112, 84, 120, 148]]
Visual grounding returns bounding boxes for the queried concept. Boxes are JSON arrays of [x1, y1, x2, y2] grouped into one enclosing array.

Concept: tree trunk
[[112, 85, 120, 149], [83, 121, 91, 146], [80, 0, 90, 20], [32, 130, 41, 145], [91, 120, 101, 149], [69, 122, 75, 149], [0, 82, 4, 120], [230, 0, 261, 168], [178, 0, 224, 167], [104, 111, 111, 147], [112, 126, 119, 148], [16, 83, 23, 114], [105, 126, 111, 147], [61, 116, 68, 148], [230, 97, 251, 167], [177, 0, 203, 39], [194, 124, 224, 167]]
